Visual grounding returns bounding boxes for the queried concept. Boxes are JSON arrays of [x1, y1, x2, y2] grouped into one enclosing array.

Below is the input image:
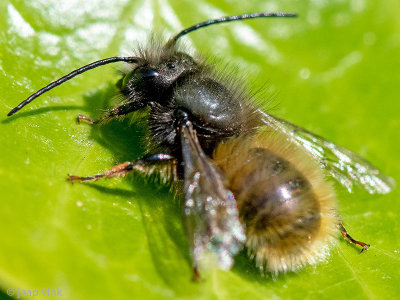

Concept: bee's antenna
[[7, 56, 138, 117], [168, 12, 297, 46]]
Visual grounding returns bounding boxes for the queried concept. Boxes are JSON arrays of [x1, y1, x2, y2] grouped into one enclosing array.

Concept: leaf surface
[[0, 0, 399, 299]]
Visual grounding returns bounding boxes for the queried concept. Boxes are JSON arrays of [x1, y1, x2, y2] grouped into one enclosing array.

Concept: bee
[[7, 12, 395, 279]]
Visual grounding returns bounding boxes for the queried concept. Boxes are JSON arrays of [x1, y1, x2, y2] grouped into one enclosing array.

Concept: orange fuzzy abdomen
[[213, 131, 337, 272]]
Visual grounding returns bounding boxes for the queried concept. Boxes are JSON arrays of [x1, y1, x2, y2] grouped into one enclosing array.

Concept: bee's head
[[117, 50, 198, 99]]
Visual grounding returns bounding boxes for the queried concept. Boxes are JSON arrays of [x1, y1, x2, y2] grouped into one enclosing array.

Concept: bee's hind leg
[[339, 223, 370, 252], [68, 154, 177, 183]]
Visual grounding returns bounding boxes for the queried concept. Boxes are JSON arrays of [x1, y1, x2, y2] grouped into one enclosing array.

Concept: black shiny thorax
[[118, 46, 252, 157], [147, 74, 246, 156]]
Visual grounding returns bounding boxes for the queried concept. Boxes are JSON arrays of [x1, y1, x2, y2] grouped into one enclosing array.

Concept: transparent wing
[[180, 122, 245, 273], [259, 110, 395, 194]]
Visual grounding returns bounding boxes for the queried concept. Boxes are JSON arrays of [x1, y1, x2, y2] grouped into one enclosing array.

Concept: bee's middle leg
[[68, 154, 177, 183]]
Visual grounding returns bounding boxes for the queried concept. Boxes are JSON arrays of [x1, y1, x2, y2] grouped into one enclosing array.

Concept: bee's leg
[[68, 154, 177, 183], [77, 113, 96, 124], [192, 265, 202, 282], [77, 101, 147, 125], [339, 223, 370, 252]]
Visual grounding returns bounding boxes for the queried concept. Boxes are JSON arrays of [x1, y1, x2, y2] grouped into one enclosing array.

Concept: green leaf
[[1, 0, 399, 299]]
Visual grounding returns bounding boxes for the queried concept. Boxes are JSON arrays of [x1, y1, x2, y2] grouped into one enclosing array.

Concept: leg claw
[[360, 244, 370, 253], [68, 174, 83, 183]]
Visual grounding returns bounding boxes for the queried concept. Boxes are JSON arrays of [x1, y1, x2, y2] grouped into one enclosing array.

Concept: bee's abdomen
[[213, 132, 337, 272], [232, 148, 321, 257]]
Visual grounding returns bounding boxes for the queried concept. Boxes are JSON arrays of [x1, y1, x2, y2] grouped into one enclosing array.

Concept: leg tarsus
[[68, 154, 177, 184], [339, 223, 370, 252], [76, 101, 147, 125], [68, 174, 105, 183], [69, 162, 133, 183], [77, 113, 96, 125], [103, 162, 134, 178]]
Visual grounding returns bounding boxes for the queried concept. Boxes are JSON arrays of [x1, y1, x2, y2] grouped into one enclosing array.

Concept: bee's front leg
[[77, 100, 147, 124]]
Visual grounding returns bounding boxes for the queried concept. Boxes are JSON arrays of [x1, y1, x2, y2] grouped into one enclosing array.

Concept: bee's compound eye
[[121, 68, 160, 88], [139, 69, 159, 79]]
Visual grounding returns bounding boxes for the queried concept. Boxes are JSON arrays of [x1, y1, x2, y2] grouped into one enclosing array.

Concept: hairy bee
[[7, 12, 395, 278]]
